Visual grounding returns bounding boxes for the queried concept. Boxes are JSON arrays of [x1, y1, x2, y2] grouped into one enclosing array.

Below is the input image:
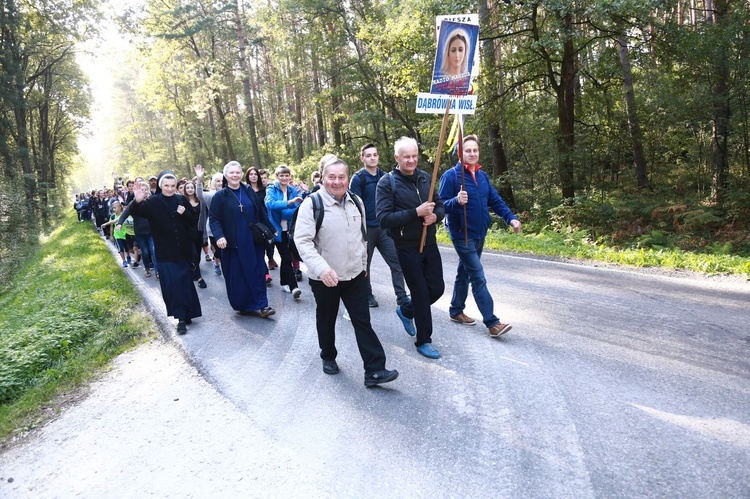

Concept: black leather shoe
[[323, 360, 340, 375], [364, 369, 399, 387], [185, 318, 192, 325], [176, 320, 187, 334], [197, 278, 207, 289]]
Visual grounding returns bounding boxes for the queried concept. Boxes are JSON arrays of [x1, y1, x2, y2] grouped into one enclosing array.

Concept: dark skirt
[[221, 217, 269, 312], [157, 260, 202, 320]]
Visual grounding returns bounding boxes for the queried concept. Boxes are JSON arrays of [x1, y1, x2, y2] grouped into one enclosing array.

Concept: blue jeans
[[450, 238, 499, 328], [135, 234, 157, 273]]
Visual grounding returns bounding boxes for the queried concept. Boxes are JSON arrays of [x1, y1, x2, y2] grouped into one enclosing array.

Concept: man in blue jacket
[[438, 134, 521, 338]]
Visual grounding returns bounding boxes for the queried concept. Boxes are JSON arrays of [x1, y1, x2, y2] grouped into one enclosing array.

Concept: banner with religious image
[[430, 20, 479, 94], [416, 14, 480, 114]]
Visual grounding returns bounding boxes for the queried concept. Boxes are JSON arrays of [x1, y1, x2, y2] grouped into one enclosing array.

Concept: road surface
[[2, 246, 749, 497]]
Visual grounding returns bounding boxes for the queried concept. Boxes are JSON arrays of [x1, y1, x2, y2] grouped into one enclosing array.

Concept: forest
[[1, 0, 749, 285]]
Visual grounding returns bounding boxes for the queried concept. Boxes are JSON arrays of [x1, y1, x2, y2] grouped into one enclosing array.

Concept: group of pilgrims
[[84, 136, 522, 387], [89, 162, 310, 334]]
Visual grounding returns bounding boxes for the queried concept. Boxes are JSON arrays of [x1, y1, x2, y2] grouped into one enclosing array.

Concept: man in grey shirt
[[294, 157, 398, 388]]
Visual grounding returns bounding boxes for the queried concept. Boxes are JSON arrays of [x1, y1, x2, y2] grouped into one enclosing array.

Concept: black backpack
[[288, 191, 366, 245]]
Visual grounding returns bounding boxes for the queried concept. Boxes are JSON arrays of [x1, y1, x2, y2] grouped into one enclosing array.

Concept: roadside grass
[[437, 227, 750, 278], [0, 214, 157, 443]]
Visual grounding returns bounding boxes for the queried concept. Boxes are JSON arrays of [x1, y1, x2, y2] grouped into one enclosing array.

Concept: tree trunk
[[478, 0, 516, 208], [213, 95, 235, 161], [2, 4, 35, 217], [616, 35, 649, 190], [233, 6, 262, 168], [557, 12, 576, 200], [740, 84, 750, 177], [293, 86, 304, 162], [330, 70, 343, 148], [207, 108, 218, 159], [311, 51, 326, 148], [704, 0, 714, 23], [14, 79, 36, 218], [709, 0, 730, 205]]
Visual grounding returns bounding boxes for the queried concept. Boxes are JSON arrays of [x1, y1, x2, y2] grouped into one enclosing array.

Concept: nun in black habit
[[130, 171, 202, 334]]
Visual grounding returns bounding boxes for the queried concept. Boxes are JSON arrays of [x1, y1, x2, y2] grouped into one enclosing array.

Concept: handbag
[[231, 185, 275, 245], [250, 221, 275, 245]]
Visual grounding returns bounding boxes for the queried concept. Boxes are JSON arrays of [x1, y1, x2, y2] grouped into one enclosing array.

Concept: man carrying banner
[[438, 134, 521, 337], [376, 137, 445, 359]]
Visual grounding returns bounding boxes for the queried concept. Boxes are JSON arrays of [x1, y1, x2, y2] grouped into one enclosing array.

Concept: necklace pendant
[[239, 203, 244, 212]]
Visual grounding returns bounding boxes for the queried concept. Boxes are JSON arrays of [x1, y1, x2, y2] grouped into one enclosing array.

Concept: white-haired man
[[376, 137, 445, 359]]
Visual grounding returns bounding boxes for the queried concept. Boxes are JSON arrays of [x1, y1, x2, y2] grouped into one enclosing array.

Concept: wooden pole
[[462, 160, 468, 246], [419, 98, 452, 253], [457, 113, 468, 245]]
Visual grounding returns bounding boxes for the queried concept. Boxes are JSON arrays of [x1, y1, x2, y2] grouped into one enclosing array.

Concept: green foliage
[[0, 1, 97, 282], [101, 0, 750, 263], [0, 214, 155, 439], [547, 196, 617, 239], [437, 225, 750, 277]]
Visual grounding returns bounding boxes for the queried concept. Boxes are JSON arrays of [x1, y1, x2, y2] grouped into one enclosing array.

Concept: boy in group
[[438, 134, 522, 337], [294, 157, 398, 387], [349, 143, 410, 309], [100, 201, 130, 268], [376, 137, 445, 360]]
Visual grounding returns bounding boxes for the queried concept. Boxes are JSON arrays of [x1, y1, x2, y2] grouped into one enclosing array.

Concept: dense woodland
[[1, 0, 749, 285]]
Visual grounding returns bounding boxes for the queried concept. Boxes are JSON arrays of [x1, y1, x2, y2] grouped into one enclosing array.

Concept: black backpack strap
[[389, 171, 397, 207], [311, 192, 324, 233], [304, 191, 365, 241], [347, 190, 367, 241]]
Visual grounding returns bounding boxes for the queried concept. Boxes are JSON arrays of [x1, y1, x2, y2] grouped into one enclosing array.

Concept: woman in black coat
[[130, 171, 202, 334]]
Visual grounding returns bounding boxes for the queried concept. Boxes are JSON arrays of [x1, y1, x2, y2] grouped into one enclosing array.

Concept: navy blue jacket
[[209, 184, 272, 249], [349, 167, 385, 227], [438, 163, 516, 240], [375, 166, 445, 248]]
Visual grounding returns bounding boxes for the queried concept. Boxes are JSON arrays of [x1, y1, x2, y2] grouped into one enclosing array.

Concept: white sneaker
[[281, 285, 291, 293], [293, 288, 302, 300]]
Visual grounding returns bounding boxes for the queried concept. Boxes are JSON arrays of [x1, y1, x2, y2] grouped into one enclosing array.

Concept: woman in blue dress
[[209, 161, 276, 318]]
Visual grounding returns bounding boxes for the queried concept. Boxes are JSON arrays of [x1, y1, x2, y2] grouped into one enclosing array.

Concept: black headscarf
[[155, 170, 177, 195]]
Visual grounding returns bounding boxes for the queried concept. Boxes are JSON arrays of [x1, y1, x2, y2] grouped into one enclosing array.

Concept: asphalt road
[[132, 246, 750, 498]]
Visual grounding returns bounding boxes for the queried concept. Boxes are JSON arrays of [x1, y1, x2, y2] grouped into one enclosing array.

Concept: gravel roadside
[[0, 338, 323, 497]]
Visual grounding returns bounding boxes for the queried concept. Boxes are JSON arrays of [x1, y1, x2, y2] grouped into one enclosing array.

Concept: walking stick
[[419, 98, 453, 253]]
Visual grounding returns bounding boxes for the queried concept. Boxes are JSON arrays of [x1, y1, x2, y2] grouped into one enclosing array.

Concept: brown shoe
[[489, 323, 512, 337], [259, 306, 276, 318], [450, 313, 477, 326]]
